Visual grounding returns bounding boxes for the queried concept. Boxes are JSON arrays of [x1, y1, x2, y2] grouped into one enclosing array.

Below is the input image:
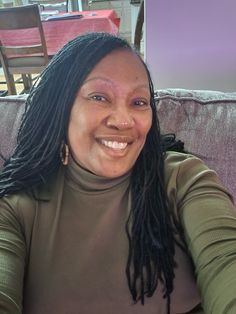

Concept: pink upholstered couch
[[155, 89, 236, 200], [0, 89, 236, 200]]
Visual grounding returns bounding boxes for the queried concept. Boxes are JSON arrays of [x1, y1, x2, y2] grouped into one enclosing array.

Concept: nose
[[106, 107, 135, 130]]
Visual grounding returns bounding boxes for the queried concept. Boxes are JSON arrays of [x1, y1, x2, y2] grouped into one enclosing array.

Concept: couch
[[0, 89, 236, 200]]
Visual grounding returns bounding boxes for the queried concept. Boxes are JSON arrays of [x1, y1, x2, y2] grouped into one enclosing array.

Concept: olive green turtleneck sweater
[[0, 152, 236, 314]]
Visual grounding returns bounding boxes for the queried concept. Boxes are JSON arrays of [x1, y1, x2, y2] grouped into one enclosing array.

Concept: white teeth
[[101, 140, 128, 150]]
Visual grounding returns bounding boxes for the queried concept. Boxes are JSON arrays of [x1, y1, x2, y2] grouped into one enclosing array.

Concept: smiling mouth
[[100, 140, 128, 150]]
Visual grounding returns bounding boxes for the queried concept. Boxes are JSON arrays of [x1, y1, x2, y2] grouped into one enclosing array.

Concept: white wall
[[145, 0, 236, 92]]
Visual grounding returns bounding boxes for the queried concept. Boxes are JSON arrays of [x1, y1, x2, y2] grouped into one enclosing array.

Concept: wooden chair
[[0, 4, 49, 95], [134, 0, 144, 52]]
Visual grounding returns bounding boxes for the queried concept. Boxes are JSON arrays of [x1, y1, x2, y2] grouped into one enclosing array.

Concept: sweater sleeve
[[177, 155, 236, 314], [0, 196, 26, 314]]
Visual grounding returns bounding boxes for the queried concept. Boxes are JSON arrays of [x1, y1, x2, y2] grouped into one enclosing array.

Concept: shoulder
[[164, 150, 220, 183], [0, 168, 63, 238], [164, 151, 233, 208], [164, 151, 215, 184], [0, 168, 65, 251], [0, 191, 36, 235]]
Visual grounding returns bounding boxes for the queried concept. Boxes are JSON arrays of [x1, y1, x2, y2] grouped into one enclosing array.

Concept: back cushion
[[0, 90, 236, 200], [155, 89, 236, 200], [0, 95, 26, 169]]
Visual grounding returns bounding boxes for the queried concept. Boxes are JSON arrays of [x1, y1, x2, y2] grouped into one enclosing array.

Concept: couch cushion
[[0, 90, 235, 201], [155, 89, 236, 200], [0, 95, 27, 169]]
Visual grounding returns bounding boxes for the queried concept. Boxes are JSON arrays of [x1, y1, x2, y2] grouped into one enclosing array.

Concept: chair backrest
[[0, 4, 48, 59], [155, 89, 236, 201], [0, 4, 49, 93]]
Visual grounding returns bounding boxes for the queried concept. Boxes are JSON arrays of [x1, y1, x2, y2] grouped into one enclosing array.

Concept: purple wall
[[145, 0, 236, 91]]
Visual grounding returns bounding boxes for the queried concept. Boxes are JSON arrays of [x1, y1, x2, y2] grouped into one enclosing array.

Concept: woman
[[0, 32, 236, 314]]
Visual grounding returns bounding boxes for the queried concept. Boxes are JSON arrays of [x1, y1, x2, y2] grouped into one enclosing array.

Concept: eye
[[132, 99, 150, 108], [89, 94, 107, 102]]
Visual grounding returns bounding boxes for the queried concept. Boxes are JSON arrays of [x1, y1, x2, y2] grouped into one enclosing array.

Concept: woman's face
[[68, 48, 152, 178]]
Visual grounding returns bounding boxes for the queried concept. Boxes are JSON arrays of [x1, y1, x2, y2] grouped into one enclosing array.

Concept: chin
[[96, 166, 131, 178]]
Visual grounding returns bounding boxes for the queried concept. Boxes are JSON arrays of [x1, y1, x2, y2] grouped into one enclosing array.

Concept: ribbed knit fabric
[[1, 152, 236, 313]]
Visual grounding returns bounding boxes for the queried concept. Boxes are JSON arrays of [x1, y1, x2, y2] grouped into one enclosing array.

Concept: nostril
[[106, 118, 134, 129], [106, 112, 134, 129]]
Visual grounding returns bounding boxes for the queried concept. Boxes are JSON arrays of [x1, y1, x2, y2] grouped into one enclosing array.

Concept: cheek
[[68, 108, 99, 154], [68, 106, 89, 138], [140, 112, 152, 138], [134, 114, 152, 157], [67, 118, 90, 165], [68, 111, 86, 152]]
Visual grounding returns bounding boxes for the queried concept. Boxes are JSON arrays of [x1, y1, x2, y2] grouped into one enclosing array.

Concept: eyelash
[[90, 95, 107, 102], [133, 99, 149, 107], [89, 94, 149, 108]]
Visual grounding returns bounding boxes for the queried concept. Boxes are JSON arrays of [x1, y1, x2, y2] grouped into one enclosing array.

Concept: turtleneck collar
[[65, 156, 131, 194]]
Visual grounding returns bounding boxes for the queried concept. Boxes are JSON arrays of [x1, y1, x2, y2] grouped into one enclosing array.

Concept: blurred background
[[0, 0, 235, 93], [145, 0, 236, 92]]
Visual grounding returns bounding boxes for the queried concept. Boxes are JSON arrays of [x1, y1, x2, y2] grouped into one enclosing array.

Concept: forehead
[[85, 48, 149, 84]]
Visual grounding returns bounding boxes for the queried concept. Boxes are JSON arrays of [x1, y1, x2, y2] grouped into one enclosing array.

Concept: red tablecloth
[[0, 10, 120, 56]]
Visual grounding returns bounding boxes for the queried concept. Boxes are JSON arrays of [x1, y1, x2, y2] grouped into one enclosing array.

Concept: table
[[0, 10, 120, 56]]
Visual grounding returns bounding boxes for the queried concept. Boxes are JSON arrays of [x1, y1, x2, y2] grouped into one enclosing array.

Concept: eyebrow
[[83, 77, 113, 86], [83, 77, 150, 91]]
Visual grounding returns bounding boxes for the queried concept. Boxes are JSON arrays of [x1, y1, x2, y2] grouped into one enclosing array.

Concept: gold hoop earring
[[60, 142, 69, 165]]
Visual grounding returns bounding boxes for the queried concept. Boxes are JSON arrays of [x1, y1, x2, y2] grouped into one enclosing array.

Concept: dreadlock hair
[[125, 61, 177, 313], [0, 32, 181, 313]]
